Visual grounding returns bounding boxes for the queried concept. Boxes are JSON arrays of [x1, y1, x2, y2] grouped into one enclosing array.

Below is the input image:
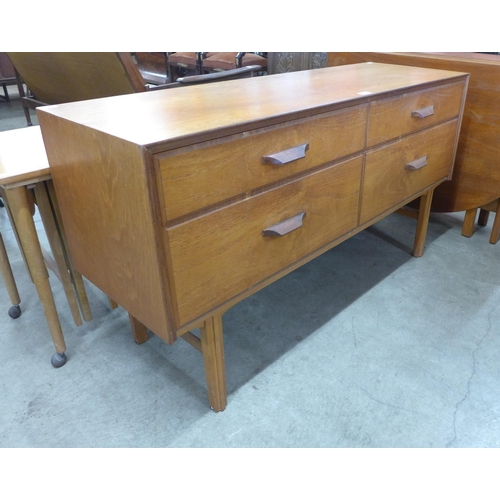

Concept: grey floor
[[1, 84, 500, 449]]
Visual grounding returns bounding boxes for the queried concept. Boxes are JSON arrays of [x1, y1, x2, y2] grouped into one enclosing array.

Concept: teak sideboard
[[37, 63, 468, 411]]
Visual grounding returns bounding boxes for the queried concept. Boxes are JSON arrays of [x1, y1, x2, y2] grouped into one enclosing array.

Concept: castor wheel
[[8, 304, 21, 319], [51, 352, 67, 368]]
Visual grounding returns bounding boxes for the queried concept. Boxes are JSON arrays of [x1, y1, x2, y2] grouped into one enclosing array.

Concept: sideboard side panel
[[38, 112, 172, 342]]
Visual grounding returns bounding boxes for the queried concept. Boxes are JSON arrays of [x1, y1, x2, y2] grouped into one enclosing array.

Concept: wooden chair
[[134, 52, 170, 85], [166, 52, 217, 81], [6, 52, 162, 126], [201, 52, 267, 73], [0, 231, 21, 318]]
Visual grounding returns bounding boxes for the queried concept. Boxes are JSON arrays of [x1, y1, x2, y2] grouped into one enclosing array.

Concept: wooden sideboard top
[[37, 63, 467, 150]]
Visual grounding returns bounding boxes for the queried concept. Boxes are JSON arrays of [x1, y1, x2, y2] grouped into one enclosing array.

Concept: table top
[[37, 63, 468, 150], [0, 126, 51, 188]]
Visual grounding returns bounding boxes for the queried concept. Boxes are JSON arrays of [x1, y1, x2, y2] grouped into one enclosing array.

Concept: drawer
[[367, 81, 464, 147], [165, 156, 363, 327], [157, 104, 367, 222], [361, 120, 458, 224]]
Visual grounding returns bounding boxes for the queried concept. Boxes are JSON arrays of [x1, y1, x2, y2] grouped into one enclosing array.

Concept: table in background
[[0, 126, 91, 367], [327, 52, 500, 244]]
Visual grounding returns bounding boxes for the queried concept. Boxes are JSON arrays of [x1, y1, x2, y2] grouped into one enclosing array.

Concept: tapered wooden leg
[[0, 232, 20, 303], [46, 181, 92, 322], [200, 313, 227, 412], [490, 205, 500, 245], [0, 232, 21, 318], [128, 314, 149, 344], [462, 208, 477, 238], [5, 186, 66, 365], [34, 183, 83, 327], [413, 189, 434, 257]]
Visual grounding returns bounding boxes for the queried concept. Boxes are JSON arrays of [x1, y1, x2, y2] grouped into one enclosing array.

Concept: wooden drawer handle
[[263, 212, 306, 236], [262, 143, 309, 165], [411, 105, 434, 119], [405, 155, 428, 171]]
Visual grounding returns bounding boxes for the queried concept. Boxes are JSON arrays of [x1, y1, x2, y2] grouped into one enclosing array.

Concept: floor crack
[[359, 388, 420, 414], [446, 302, 498, 447]]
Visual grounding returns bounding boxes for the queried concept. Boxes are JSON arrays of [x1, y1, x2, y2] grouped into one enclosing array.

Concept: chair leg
[[462, 208, 477, 238], [0, 83, 9, 102]]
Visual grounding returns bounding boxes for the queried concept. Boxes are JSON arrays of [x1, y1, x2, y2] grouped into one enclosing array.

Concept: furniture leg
[[478, 209, 489, 226], [45, 180, 92, 321], [462, 208, 477, 237], [0, 232, 21, 318], [14, 70, 32, 127], [413, 188, 434, 257], [489, 203, 500, 244], [33, 182, 83, 327], [0, 193, 33, 282], [128, 314, 149, 344], [4, 186, 67, 367], [200, 313, 227, 412]]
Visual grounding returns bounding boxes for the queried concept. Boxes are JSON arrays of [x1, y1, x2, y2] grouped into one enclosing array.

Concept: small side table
[[0, 126, 92, 367]]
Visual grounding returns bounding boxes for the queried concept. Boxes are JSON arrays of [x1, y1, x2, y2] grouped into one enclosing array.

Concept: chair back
[[135, 53, 170, 85], [6, 52, 147, 104]]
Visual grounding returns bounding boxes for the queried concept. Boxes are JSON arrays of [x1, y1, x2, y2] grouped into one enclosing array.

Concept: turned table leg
[[413, 189, 434, 257], [4, 186, 67, 367], [200, 313, 227, 412], [0, 231, 22, 318]]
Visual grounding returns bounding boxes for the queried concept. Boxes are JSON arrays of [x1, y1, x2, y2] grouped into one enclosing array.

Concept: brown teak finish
[[37, 64, 468, 411], [362, 121, 460, 224], [167, 156, 363, 326], [157, 105, 367, 222], [327, 52, 500, 214], [367, 81, 466, 147]]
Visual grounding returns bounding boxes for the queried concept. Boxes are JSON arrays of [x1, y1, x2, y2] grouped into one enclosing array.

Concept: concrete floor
[[1, 84, 500, 449]]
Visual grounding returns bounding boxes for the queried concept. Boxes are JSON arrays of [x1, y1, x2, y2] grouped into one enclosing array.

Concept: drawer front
[[367, 81, 464, 147], [361, 120, 458, 224], [157, 104, 367, 222], [166, 156, 363, 327]]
